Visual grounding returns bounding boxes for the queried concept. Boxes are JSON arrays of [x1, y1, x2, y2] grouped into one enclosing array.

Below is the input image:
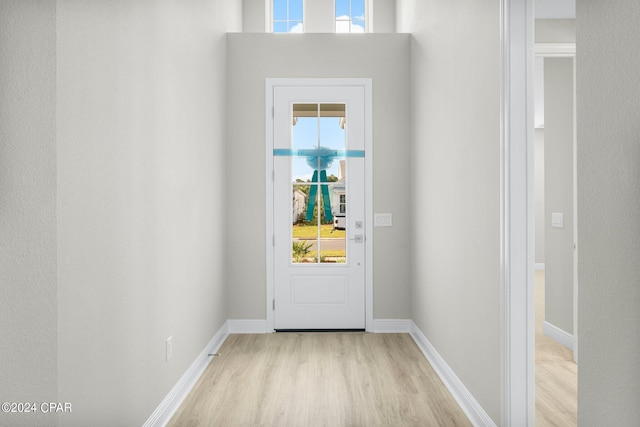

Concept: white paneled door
[[272, 84, 367, 330]]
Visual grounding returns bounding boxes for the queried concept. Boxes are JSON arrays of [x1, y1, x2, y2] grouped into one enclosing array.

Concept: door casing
[[265, 78, 373, 332]]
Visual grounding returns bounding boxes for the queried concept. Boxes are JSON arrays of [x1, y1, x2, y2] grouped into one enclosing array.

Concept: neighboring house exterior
[[292, 188, 307, 224], [329, 178, 346, 229], [329, 160, 346, 229]]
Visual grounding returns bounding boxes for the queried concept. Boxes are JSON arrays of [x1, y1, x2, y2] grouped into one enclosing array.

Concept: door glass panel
[[291, 103, 347, 264], [291, 104, 318, 263], [292, 104, 318, 150]]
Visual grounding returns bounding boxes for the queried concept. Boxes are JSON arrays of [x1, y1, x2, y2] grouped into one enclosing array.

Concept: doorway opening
[[533, 43, 578, 424]]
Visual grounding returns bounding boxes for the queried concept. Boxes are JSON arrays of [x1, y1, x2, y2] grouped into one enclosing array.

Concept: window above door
[[269, 0, 370, 33], [272, 0, 304, 33], [335, 0, 366, 33]]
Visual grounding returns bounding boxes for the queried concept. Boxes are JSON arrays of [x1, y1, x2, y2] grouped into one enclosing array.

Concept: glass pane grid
[[273, 0, 287, 20], [273, 0, 304, 33], [335, 0, 366, 33], [291, 103, 347, 264]]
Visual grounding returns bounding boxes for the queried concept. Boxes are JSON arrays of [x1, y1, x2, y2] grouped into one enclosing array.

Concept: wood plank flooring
[[168, 271, 576, 426], [535, 270, 577, 426], [168, 333, 471, 427]]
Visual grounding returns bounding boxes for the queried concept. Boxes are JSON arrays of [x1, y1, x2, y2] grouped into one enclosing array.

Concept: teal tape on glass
[[273, 148, 365, 158], [274, 146, 363, 223]]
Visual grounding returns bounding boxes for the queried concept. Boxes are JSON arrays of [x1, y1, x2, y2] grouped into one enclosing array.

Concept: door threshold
[[275, 329, 365, 333]]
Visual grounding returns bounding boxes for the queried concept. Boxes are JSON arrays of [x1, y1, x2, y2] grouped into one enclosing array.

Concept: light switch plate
[[166, 336, 173, 362], [374, 213, 392, 227], [551, 212, 564, 228]]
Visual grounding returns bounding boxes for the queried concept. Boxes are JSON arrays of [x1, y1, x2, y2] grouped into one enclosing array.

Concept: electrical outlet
[[166, 336, 173, 362]]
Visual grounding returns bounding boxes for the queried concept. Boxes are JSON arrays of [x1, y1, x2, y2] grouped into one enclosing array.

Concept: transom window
[[336, 0, 366, 33], [273, 0, 304, 33]]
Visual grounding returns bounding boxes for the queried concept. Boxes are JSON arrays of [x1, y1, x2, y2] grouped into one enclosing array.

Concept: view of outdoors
[[335, 0, 365, 33], [273, 0, 365, 33], [273, 0, 303, 33], [291, 104, 347, 264]]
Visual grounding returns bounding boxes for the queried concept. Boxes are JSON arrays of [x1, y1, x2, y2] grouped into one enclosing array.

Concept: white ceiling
[[535, 0, 575, 19]]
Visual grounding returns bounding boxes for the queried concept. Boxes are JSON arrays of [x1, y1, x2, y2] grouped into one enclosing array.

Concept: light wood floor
[[168, 332, 471, 427], [535, 270, 577, 426], [168, 272, 576, 426]]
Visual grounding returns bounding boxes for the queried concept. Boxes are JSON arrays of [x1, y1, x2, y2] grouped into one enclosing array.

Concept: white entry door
[[272, 83, 367, 330]]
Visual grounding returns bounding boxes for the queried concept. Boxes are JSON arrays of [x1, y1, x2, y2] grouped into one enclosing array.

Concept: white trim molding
[[543, 321, 575, 352], [409, 322, 496, 427], [500, 0, 535, 425], [535, 263, 545, 271], [143, 321, 230, 427], [228, 319, 270, 334], [534, 43, 576, 57], [371, 319, 411, 333]]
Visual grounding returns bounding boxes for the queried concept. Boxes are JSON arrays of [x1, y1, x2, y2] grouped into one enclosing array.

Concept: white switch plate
[[374, 213, 392, 227], [166, 336, 173, 362], [551, 212, 564, 228]]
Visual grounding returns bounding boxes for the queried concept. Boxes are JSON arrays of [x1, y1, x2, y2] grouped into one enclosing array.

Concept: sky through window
[[336, 0, 365, 33], [273, 0, 304, 33]]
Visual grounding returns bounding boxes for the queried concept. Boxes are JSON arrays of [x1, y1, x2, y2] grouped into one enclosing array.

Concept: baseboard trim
[[228, 319, 270, 334], [535, 263, 545, 271], [543, 321, 574, 351], [143, 321, 229, 427], [371, 319, 411, 333], [409, 321, 496, 427]]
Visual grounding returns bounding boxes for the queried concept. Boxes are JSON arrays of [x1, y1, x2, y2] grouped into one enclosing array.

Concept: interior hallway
[[4, 1, 639, 425], [168, 333, 471, 426], [535, 270, 577, 426]]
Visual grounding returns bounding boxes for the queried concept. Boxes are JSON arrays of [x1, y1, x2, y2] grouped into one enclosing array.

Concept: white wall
[[305, 0, 335, 32], [577, 2, 640, 425], [243, 0, 266, 32], [536, 1, 575, 20], [0, 1, 239, 425], [533, 17, 576, 268], [399, 0, 502, 422], [0, 2, 57, 426], [226, 33, 412, 321], [535, 19, 575, 43], [372, 0, 396, 33], [544, 57, 574, 335]]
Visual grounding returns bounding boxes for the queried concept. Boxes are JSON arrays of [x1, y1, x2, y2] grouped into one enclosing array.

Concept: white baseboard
[[143, 321, 230, 427], [228, 319, 270, 333], [535, 263, 545, 271], [543, 321, 574, 351], [371, 319, 411, 333], [409, 321, 496, 427]]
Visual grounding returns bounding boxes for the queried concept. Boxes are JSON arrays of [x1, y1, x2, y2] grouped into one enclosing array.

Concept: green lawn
[[292, 224, 346, 239], [294, 250, 346, 263], [313, 250, 346, 258]]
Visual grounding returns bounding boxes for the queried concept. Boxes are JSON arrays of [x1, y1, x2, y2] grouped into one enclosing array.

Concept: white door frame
[[534, 42, 578, 362], [265, 78, 373, 332], [501, 0, 535, 425]]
